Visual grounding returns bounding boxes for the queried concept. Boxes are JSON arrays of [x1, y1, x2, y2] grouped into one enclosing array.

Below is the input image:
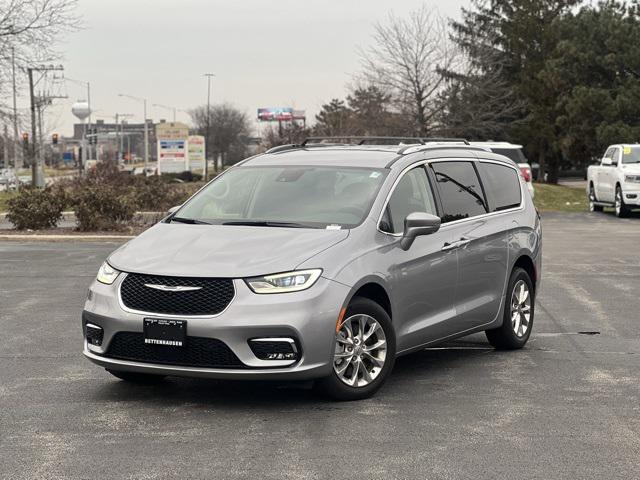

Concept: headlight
[[96, 262, 121, 285], [625, 175, 640, 183], [245, 269, 322, 294]]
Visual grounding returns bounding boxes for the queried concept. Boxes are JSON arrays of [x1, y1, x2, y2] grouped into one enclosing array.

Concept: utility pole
[[114, 113, 133, 163], [143, 99, 148, 169], [3, 124, 8, 168], [28, 68, 40, 187], [204, 73, 215, 181], [119, 94, 149, 169], [11, 46, 20, 169], [27, 65, 64, 187]]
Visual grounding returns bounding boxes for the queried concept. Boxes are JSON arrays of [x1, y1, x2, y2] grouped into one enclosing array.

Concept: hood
[[621, 164, 640, 174], [108, 222, 349, 278]]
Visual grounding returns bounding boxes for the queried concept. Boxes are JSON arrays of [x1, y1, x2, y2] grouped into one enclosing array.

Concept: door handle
[[441, 242, 458, 251], [441, 238, 472, 252], [456, 238, 472, 248]]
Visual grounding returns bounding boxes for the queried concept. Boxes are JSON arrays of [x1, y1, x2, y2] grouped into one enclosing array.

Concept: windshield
[[174, 165, 388, 229], [622, 146, 640, 164]]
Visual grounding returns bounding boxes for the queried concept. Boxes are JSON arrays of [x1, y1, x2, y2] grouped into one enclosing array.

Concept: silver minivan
[[83, 139, 542, 400]]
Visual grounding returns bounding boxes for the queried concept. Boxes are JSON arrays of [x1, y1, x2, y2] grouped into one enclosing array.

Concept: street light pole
[[64, 77, 93, 160], [204, 73, 215, 181], [153, 103, 177, 123]]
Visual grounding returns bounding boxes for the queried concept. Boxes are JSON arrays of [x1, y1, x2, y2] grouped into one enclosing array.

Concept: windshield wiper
[[222, 220, 310, 228], [169, 216, 211, 225]]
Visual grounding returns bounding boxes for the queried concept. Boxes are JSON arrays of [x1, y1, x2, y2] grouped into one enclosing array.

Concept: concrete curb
[[0, 234, 134, 241]]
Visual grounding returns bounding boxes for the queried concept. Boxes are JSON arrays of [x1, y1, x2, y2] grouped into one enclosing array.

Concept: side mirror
[[168, 205, 181, 214], [400, 212, 441, 251], [602, 157, 612, 166]]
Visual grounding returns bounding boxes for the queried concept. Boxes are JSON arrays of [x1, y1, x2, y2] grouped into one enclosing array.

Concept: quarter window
[[380, 167, 437, 234], [431, 161, 487, 223], [478, 162, 522, 212]]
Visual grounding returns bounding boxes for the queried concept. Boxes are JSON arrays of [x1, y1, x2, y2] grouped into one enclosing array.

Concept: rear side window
[[380, 167, 437, 234], [431, 161, 487, 223], [491, 148, 527, 163], [478, 162, 522, 212]]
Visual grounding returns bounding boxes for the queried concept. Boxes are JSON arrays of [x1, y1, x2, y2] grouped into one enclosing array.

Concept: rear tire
[[315, 297, 395, 401], [615, 185, 630, 218], [589, 184, 603, 212], [106, 369, 166, 383], [486, 268, 534, 350]]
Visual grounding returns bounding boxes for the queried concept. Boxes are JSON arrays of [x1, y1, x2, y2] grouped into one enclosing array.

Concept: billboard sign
[[156, 122, 190, 173], [187, 135, 205, 172], [258, 107, 293, 122], [159, 139, 186, 173]]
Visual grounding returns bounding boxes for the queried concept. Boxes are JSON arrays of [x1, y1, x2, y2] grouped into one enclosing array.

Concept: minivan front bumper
[[82, 273, 349, 380]]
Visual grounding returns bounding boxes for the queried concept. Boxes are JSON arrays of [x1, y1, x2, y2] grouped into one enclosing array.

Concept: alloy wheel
[[333, 314, 387, 387], [510, 280, 531, 338]]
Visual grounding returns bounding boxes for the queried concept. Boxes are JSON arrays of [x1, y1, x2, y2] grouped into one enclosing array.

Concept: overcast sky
[[43, 0, 468, 135]]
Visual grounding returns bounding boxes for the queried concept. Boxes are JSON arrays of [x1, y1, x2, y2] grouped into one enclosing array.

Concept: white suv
[[470, 142, 534, 198]]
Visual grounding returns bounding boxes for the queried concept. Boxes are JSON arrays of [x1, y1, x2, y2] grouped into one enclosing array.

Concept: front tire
[[315, 297, 396, 401], [615, 185, 630, 218], [106, 369, 166, 383], [486, 268, 534, 350]]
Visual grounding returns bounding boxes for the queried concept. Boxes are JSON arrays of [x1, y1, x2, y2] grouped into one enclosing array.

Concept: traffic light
[[52, 133, 58, 145]]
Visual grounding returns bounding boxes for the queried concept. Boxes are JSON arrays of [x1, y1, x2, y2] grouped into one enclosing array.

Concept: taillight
[[520, 166, 531, 183]]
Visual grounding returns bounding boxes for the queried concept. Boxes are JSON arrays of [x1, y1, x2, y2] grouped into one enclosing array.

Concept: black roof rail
[[302, 136, 470, 146], [302, 136, 426, 146], [265, 136, 471, 154], [420, 137, 470, 145]]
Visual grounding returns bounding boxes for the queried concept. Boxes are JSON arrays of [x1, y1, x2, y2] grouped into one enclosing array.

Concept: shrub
[[6, 187, 66, 230], [131, 176, 185, 211], [72, 183, 136, 231], [162, 171, 203, 182]]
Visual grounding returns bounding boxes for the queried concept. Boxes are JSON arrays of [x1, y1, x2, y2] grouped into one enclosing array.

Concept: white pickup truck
[[587, 144, 640, 217]]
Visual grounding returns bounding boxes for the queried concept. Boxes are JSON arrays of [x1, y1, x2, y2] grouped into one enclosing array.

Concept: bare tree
[[0, 0, 79, 64], [190, 103, 252, 166], [261, 121, 310, 150], [0, 0, 79, 143], [359, 6, 458, 136]]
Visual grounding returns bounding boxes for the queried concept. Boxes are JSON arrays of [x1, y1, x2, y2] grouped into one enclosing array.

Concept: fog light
[[249, 338, 298, 361], [626, 193, 637, 199], [85, 323, 104, 346]]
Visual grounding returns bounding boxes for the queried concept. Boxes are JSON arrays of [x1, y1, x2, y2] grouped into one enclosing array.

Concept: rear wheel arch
[[513, 255, 536, 295]]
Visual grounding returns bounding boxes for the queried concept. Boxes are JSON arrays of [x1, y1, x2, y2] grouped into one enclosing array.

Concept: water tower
[[72, 101, 91, 121], [72, 101, 91, 166]]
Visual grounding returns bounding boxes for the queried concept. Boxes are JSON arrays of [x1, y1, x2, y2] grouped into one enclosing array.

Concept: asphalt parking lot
[[1, 212, 639, 479]]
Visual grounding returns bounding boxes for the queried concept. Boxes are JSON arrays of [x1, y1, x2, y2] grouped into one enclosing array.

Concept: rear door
[[429, 160, 510, 332]]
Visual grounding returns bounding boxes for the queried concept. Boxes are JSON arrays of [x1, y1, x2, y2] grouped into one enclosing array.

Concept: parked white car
[[587, 144, 640, 217], [470, 142, 535, 198]]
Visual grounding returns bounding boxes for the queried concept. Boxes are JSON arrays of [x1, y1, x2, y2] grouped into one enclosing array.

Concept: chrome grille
[[120, 273, 234, 316]]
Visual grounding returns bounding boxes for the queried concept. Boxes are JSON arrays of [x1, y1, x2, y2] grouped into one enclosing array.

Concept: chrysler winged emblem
[[144, 284, 202, 292]]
